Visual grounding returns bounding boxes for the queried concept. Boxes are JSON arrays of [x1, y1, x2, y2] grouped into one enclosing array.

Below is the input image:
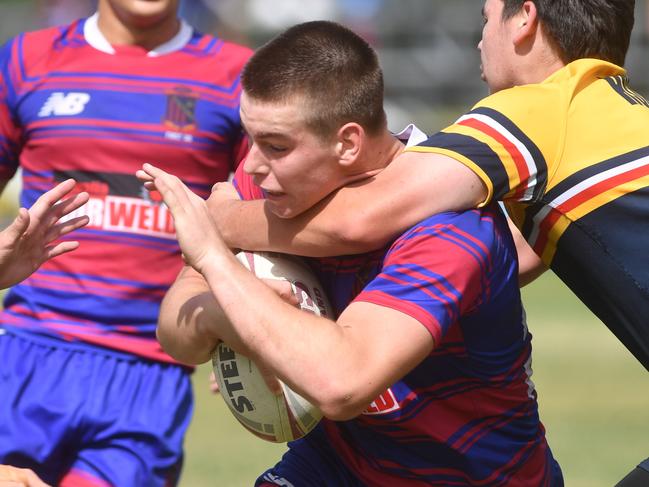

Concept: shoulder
[[1, 22, 81, 70], [466, 83, 564, 141], [390, 206, 510, 260], [188, 31, 252, 66], [183, 32, 252, 87]]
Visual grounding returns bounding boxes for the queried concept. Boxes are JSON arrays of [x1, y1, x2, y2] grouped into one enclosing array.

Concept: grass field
[[180, 273, 649, 486]]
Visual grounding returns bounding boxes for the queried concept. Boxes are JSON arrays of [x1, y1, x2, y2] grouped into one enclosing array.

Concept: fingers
[[261, 279, 300, 307], [210, 181, 239, 196], [257, 362, 283, 395], [29, 179, 77, 215], [209, 371, 220, 394], [44, 215, 89, 243], [45, 240, 81, 260], [135, 168, 155, 184], [139, 164, 184, 210], [25, 180, 88, 233], [139, 163, 203, 217], [0, 465, 51, 487], [23, 469, 51, 487], [50, 191, 89, 220]]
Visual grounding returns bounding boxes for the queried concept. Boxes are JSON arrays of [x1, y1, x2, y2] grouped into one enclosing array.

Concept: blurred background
[[0, 1, 648, 486]]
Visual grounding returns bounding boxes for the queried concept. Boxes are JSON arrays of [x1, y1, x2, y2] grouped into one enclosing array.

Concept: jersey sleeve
[[406, 85, 562, 205], [353, 211, 492, 344], [231, 157, 265, 201], [231, 132, 249, 170], [0, 37, 22, 181]]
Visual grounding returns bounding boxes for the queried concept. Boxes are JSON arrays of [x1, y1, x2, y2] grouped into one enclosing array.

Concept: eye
[[268, 144, 287, 153]]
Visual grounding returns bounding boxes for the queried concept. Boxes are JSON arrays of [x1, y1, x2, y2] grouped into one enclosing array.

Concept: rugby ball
[[211, 251, 332, 443]]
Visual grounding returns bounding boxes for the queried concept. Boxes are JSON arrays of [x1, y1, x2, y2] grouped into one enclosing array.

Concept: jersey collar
[[83, 12, 193, 56]]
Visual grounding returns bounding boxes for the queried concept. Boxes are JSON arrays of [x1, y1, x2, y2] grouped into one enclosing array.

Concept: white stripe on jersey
[[457, 113, 538, 202]]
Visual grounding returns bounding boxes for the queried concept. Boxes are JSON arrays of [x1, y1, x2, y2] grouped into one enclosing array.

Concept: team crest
[[164, 86, 198, 131]]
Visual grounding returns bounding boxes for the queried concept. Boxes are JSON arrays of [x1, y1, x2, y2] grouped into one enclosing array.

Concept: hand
[[136, 163, 228, 274], [0, 465, 51, 487], [210, 181, 240, 200], [0, 179, 89, 289], [261, 279, 300, 308], [209, 370, 220, 394]]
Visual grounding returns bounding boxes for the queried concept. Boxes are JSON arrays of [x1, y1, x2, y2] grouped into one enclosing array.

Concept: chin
[[115, 0, 178, 25]]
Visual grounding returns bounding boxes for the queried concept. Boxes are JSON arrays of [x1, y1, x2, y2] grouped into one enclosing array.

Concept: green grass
[[181, 273, 649, 486]]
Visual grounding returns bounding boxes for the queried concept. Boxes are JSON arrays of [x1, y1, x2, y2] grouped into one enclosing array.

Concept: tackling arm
[[211, 151, 487, 257]]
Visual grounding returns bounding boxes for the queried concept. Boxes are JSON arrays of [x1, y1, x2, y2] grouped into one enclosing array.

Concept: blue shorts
[[0, 328, 193, 487], [255, 424, 365, 487]]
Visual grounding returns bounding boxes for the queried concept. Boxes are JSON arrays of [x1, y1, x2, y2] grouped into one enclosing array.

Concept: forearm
[[157, 266, 229, 365], [214, 197, 351, 256], [215, 152, 486, 257], [200, 252, 374, 418]]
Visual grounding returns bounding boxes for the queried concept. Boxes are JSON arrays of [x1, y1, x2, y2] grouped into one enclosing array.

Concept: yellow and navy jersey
[[408, 59, 649, 371]]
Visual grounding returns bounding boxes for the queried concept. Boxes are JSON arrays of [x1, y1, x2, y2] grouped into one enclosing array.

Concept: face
[[240, 93, 346, 219], [99, 0, 179, 29], [478, 0, 519, 93]]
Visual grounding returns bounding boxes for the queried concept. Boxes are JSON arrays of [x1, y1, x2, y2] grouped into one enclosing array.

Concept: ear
[[335, 122, 364, 169], [512, 0, 539, 46]]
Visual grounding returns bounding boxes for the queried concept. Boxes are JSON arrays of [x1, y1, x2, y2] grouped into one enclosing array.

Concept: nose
[[477, 39, 482, 51], [243, 144, 270, 177]]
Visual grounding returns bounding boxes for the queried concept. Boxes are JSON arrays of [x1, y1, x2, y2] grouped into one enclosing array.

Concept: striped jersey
[[0, 15, 251, 363], [408, 59, 649, 371], [233, 135, 561, 485]]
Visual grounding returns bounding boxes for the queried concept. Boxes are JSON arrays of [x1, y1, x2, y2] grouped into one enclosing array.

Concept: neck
[[342, 131, 405, 185], [97, 2, 180, 50], [515, 25, 566, 86], [363, 130, 406, 173]]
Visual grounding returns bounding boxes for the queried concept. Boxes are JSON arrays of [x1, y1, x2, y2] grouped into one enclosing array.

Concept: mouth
[[262, 188, 285, 199]]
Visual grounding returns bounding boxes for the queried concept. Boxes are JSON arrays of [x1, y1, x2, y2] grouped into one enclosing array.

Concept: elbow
[[319, 401, 366, 422], [306, 378, 371, 421], [155, 326, 192, 365], [155, 320, 211, 366]]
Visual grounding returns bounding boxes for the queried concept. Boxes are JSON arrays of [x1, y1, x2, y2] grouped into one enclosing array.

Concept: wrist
[[198, 249, 237, 284]]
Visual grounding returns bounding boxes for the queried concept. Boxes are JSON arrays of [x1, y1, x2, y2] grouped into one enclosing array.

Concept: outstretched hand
[[0, 179, 89, 289], [136, 163, 229, 274]]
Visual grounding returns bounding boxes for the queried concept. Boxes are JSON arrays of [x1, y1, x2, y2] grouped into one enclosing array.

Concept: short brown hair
[[241, 21, 386, 138], [502, 0, 634, 66]]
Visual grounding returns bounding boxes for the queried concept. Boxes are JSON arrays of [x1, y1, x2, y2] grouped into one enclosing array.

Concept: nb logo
[[38, 92, 91, 117]]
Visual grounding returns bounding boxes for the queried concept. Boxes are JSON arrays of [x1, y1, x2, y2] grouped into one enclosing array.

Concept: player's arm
[[184, 232, 433, 420], [211, 151, 486, 256], [157, 265, 227, 365], [507, 217, 547, 286], [203, 261, 434, 420]]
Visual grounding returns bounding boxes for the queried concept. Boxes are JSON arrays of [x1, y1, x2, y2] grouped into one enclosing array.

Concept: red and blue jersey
[[0, 16, 252, 363], [234, 134, 561, 485]]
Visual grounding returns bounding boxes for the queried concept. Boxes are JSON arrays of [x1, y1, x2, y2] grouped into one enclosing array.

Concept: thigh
[[0, 331, 79, 483], [62, 358, 193, 487]]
